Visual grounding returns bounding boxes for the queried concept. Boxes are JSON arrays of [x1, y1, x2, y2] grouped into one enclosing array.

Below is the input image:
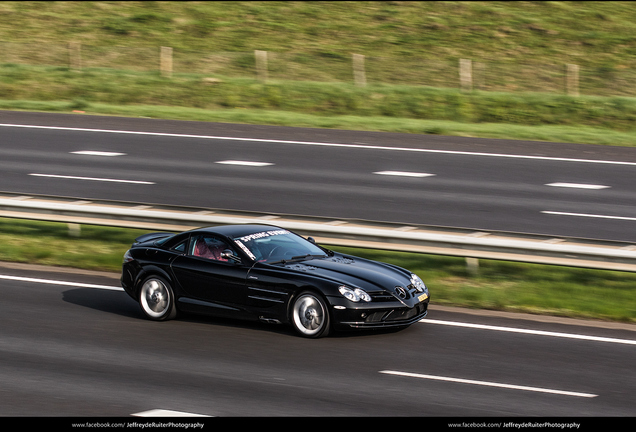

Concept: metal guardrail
[[1, 192, 636, 272]]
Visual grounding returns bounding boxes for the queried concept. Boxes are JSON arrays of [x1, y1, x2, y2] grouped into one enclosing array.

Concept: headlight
[[123, 250, 134, 263], [410, 274, 426, 292], [338, 285, 371, 302]]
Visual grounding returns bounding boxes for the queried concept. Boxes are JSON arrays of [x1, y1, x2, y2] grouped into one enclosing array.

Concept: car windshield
[[233, 229, 327, 263]]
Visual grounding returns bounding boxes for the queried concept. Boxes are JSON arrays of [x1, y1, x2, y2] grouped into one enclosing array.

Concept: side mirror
[[307, 237, 316, 244], [221, 249, 242, 263]]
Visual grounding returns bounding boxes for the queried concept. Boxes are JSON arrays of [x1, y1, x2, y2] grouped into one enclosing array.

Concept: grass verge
[[1, 217, 635, 324], [2, 62, 636, 142], [3, 61, 636, 146], [3, 98, 636, 148]]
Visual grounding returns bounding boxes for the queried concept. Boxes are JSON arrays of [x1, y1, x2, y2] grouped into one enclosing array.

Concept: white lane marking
[[29, 173, 155, 185], [421, 319, 636, 346], [132, 409, 210, 417], [546, 182, 609, 190], [379, 370, 597, 398], [71, 151, 127, 156], [5, 270, 636, 346], [374, 171, 435, 178], [3, 272, 635, 347], [2, 123, 636, 166], [215, 160, 274, 167], [542, 211, 636, 222], [0, 274, 122, 291]]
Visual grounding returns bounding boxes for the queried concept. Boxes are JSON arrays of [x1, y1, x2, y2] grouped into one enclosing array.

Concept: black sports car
[[121, 224, 429, 338]]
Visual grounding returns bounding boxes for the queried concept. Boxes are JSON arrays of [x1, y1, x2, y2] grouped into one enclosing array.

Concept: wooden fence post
[[68, 41, 81, 71], [255, 50, 268, 83], [352, 53, 366, 86], [460, 59, 472, 92], [566, 63, 579, 96], [160, 46, 173, 78]]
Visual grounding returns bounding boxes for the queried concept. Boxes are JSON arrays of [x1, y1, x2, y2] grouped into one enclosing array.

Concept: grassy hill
[[2, 1, 636, 144], [2, 1, 635, 66]]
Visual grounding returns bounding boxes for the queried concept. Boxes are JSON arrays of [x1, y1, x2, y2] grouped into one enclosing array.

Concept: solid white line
[[3, 123, 636, 166], [132, 409, 210, 417], [71, 151, 126, 157], [3, 271, 634, 347], [546, 182, 609, 190], [542, 211, 636, 222], [374, 171, 435, 178], [215, 160, 273, 166], [379, 370, 597, 398], [0, 274, 122, 291], [421, 319, 636, 345], [29, 173, 155, 185]]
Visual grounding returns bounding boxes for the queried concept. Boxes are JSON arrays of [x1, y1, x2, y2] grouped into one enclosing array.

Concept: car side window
[[171, 239, 187, 253], [189, 235, 232, 262]]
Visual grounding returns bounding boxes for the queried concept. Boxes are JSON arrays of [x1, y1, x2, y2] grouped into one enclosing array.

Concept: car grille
[[369, 292, 396, 302], [370, 284, 420, 302], [363, 301, 428, 324]]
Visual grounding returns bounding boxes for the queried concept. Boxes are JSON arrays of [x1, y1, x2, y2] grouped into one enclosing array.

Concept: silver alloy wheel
[[292, 292, 329, 337], [140, 277, 173, 320]]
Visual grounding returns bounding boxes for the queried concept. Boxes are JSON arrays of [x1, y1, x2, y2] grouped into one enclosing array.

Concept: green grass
[[3, 63, 636, 146], [3, 95, 636, 147], [1, 217, 635, 324], [2, 2, 636, 72], [3, 63, 636, 129], [0, 218, 150, 271], [2, 2, 636, 324], [3, 2, 636, 144]]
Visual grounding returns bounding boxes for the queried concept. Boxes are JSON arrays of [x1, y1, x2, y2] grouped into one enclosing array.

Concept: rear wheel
[[291, 291, 331, 338], [139, 276, 177, 321]]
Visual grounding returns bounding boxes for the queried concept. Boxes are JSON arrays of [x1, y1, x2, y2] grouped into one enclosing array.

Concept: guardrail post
[[466, 257, 479, 275], [68, 223, 81, 237]]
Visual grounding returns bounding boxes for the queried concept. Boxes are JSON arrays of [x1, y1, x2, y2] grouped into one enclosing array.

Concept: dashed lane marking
[[71, 151, 127, 157], [215, 160, 274, 167], [546, 182, 609, 189], [374, 171, 435, 178]]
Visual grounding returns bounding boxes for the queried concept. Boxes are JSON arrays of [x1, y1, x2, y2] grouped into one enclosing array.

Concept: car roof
[[189, 224, 285, 238]]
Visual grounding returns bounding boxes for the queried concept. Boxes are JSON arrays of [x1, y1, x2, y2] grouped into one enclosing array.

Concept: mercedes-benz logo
[[395, 286, 407, 299]]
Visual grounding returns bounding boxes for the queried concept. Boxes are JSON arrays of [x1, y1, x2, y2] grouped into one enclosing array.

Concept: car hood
[[279, 253, 413, 293]]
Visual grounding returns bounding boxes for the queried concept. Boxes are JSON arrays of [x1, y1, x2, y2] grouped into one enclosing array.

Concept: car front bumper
[[328, 295, 429, 330]]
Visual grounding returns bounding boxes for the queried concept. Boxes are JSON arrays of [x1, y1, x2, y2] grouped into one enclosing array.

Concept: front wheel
[[291, 291, 331, 338], [139, 276, 177, 321]]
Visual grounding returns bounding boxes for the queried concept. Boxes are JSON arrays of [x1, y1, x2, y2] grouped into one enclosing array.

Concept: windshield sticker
[[234, 240, 256, 260], [238, 229, 290, 243]]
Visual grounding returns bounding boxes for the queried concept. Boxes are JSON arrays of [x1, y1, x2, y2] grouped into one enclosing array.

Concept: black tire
[[138, 275, 177, 321], [290, 291, 331, 338]]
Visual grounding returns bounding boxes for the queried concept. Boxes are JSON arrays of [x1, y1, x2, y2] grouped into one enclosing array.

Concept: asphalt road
[[1, 111, 636, 421], [1, 263, 635, 418], [2, 111, 636, 242]]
